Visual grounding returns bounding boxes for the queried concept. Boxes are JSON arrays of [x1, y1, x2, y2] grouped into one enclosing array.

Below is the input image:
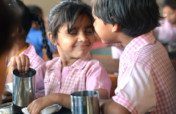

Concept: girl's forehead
[[61, 15, 93, 29], [163, 6, 175, 12], [76, 15, 93, 26]]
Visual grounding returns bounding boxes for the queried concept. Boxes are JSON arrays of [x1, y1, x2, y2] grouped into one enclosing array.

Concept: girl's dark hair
[[0, 0, 15, 55], [9, 0, 52, 59], [48, 1, 94, 40], [162, 0, 176, 10], [27, 5, 42, 17], [93, 0, 160, 37]]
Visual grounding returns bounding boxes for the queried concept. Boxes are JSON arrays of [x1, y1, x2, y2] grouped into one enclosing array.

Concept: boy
[[92, 0, 176, 113]]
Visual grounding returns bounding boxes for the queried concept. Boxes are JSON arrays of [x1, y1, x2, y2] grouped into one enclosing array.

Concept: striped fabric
[[37, 53, 111, 96], [113, 32, 176, 114], [21, 44, 45, 97]]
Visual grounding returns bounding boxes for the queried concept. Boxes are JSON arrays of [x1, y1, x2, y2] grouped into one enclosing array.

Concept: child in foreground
[[10, 1, 112, 114]]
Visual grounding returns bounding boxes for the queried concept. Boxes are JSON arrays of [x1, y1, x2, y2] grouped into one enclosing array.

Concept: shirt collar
[[55, 53, 92, 71], [71, 53, 92, 70], [125, 32, 156, 53]]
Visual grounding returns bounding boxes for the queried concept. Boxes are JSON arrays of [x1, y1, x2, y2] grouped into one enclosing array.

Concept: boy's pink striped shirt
[[113, 32, 176, 114]]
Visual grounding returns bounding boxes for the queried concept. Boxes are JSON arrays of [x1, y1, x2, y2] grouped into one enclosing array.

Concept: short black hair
[[27, 5, 43, 17], [92, 0, 160, 37], [48, 1, 94, 40], [162, 0, 176, 10]]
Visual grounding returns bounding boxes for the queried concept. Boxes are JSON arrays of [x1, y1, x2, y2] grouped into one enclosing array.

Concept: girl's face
[[55, 15, 95, 59], [163, 6, 176, 25]]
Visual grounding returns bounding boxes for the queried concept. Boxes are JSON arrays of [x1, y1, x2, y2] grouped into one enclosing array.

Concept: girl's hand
[[27, 95, 55, 114], [10, 54, 30, 74]]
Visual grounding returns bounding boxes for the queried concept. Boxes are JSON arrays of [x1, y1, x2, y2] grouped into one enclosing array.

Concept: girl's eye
[[85, 29, 94, 35], [69, 30, 78, 36], [69, 32, 78, 35]]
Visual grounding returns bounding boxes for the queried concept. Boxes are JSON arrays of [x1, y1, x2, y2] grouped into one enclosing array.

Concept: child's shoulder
[[45, 57, 60, 68], [86, 58, 104, 68]]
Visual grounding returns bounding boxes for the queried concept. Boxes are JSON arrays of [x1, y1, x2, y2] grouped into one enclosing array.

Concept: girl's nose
[[78, 32, 88, 42]]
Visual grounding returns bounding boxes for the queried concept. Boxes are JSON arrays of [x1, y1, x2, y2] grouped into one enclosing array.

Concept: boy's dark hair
[[93, 0, 160, 37], [162, 0, 176, 10], [48, 1, 94, 40], [9, 0, 52, 59]]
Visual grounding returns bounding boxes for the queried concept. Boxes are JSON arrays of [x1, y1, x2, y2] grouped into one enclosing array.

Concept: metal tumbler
[[12, 68, 36, 107], [71, 90, 100, 114]]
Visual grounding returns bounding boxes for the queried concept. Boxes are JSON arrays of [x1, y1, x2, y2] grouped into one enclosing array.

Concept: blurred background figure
[[0, 0, 16, 101], [26, 5, 55, 60], [2, 0, 48, 104], [154, 0, 176, 56]]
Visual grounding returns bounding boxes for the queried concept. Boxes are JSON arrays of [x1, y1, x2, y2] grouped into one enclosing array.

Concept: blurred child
[[0, 0, 16, 101], [27, 5, 55, 59], [5, 0, 46, 98], [10, 1, 111, 113], [154, 0, 176, 51], [92, 0, 176, 113]]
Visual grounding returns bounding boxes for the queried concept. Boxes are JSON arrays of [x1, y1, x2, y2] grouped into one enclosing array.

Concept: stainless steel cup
[[71, 90, 100, 114], [12, 68, 36, 107]]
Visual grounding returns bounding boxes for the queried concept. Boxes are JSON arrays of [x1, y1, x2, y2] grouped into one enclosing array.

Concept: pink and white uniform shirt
[[37, 53, 112, 96], [20, 44, 45, 96], [6, 44, 45, 97], [113, 32, 176, 114]]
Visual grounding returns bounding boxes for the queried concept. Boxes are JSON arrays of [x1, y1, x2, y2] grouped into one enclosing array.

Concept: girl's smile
[[51, 14, 95, 63]]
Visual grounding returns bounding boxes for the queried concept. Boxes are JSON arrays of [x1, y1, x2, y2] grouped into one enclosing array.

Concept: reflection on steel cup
[[12, 68, 36, 108], [71, 90, 100, 114]]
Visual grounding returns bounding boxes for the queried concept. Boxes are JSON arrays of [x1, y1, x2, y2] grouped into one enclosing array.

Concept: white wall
[[23, 0, 92, 18], [22, 0, 163, 19]]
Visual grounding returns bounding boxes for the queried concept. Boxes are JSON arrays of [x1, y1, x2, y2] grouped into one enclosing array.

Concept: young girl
[[154, 0, 176, 52], [10, 1, 112, 113], [4, 0, 50, 99], [27, 5, 55, 59], [92, 0, 176, 113]]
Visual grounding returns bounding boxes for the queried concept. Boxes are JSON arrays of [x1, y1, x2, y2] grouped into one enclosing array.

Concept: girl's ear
[[47, 32, 57, 46]]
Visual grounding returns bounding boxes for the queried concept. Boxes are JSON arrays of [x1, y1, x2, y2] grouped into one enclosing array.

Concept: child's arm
[[86, 61, 112, 99], [94, 88, 109, 99], [27, 93, 70, 114], [101, 99, 130, 114]]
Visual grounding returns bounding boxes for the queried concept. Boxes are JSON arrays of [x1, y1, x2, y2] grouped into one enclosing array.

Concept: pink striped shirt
[[21, 44, 45, 97], [113, 32, 176, 114], [37, 53, 111, 97], [6, 44, 45, 97]]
